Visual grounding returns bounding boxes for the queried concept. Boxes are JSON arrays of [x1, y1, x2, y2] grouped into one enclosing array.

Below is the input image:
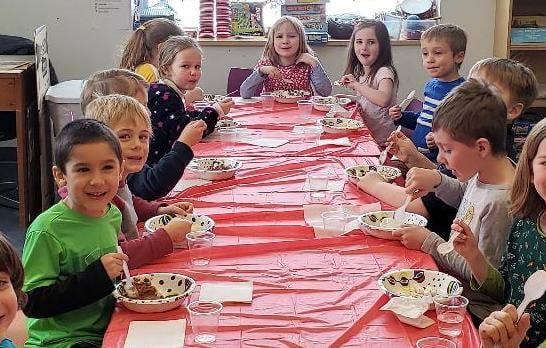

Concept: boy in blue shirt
[[389, 24, 467, 163]]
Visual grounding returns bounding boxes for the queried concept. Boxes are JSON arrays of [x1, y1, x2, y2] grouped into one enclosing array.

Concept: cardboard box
[[306, 31, 328, 45], [512, 16, 546, 28], [230, 2, 265, 36], [281, 5, 327, 32], [280, 4, 325, 15], [283, 0, 329, 4], [511, 28, 546, 44]]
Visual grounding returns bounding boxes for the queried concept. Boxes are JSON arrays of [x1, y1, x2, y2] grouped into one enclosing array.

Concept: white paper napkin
[[199, 282, 253, 303], [303, 203, 381, 237], [124, 319, 186, 348], [380, 297, 429, 319], [292, 125, 323, 134], [302, 179, 345, 192], [326, 104, 350, 118], [318, 137, 351, 147], [173, 178, 210, 192], [243, 138, 289, 148]]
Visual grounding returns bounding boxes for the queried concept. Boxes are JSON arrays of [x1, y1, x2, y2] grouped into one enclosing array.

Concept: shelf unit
[[495, 0, 546, 108]]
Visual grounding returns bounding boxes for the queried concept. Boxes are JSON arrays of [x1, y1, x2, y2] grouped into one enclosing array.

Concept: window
[[145, 0, 398, 31]]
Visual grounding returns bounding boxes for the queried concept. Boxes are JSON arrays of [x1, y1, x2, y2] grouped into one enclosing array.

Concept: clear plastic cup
[[187, 300, 222, 344], [433, 295, 468, 337], [218, 128, 239, 151], [321, 211, 348, 234], [308, 173, 328, 202], [297, 100, 313, 120], [186, 231, 215, 266], [260, 92, 275, 111], [303, 126, 322, 146], [416, 337, 456, 348]]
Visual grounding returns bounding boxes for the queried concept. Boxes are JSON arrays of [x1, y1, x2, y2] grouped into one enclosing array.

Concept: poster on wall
[[230, 2, 265, 36]]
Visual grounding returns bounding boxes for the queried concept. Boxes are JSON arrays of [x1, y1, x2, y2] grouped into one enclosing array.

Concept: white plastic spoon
[[399, 90, 416, 112], [437, 230, 460, 255], [393, 195, 412, 225], [517, 269, 546, 319], [116, 246, 137, 297], [379, 125, 402, 165]]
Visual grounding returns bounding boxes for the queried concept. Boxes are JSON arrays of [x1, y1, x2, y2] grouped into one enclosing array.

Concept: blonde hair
[[84, 94, 151, 132], [120, 18, 184, 71], [421, 24, 467, 69], [81, 68, 149, 113], [158, 35, 203, 79], [511, 118, 546, 219], [262, 16, 313, 67], [469, 58, 538, 111]]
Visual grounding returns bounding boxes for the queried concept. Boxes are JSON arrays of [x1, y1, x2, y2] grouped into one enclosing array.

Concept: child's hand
[[451, 219, 481, 261], [100, 252, 128, 279], [388, 105, 402, 121], [388, 131, 420, 162], [177, 120, 207, 147], [405, 167, 442, 199], [392, 225, 431, 250], [157, 202, 194, 216], [479, 304, 531, 348], [339, 74, 358, 90], [259, 66, 281, 78], [295, 53, 318, 68], [163, 217, 192, 244], [425, 132, 437, 149], [185, 87, 204, 105], [217, 97, 234, 115]]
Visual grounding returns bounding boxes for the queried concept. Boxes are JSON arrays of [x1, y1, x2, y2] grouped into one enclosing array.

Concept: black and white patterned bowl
[[187, 158, 242, 181], [345, 164, 402, 183], [216, 119, 240, 130], [319, 117, 364, 134], [202, 94, 224, 103], [378, 269, 463, 307], [358, 211, 428, 240], [311, 96, 351, 112], [145, 213, 215, 248], [272, 90, 310, 104], [113, 273, 196, 313]]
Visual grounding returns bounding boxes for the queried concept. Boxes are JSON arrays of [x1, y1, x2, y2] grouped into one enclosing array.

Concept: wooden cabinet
[[495, 0, 546, 108]]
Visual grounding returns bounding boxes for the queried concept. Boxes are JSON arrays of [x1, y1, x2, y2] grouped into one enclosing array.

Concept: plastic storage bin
[[384, 19, 402, 40], [45, 80, 85, 135], [401, 19, 438, 40]]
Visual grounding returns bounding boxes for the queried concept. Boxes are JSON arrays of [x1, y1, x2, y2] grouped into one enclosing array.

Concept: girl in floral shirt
[[453, 118, 546, 348], [240, 16, 332, 98], [147, 35, 233, 165]]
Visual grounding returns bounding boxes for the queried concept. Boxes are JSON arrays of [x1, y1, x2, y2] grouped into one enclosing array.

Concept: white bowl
[[113, 273, 196, 313], [377, 269, 463, 307], [319, 117, 364, 134], [358, 210, 428, 240], [216, 119, 240, 130], [345, 164, 402, 183], [187, 158, 242, 181], [145, 213, 215, 234], [311, 96, 351, 112], [272, 90, 310, 104], [202, 94, 224, 103]]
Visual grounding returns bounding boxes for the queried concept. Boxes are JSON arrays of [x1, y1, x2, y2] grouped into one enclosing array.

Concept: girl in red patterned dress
[[240, 16, 332, 99], [340, 20, 398, 146]]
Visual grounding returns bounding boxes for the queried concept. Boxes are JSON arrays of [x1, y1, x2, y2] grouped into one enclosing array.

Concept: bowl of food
[[202, 94, 224, 103], [272, 90, 310, 104], [311, 96, 351, 112], [319, 117, 364, 134], [187, 158, 242, 181], [377, 269, 463, 307], [216, 119, 240, 131], [113, 273, 196, 313], [358, 210, 427, 240], [145, 213, 215, 235], [345, 164, 402, 183]]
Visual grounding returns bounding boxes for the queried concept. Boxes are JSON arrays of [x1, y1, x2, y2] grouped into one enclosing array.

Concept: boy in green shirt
[[22, 119, 128, 347]]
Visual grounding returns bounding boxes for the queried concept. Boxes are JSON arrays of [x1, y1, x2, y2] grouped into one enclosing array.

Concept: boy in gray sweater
[[393, 79, 515, 320]]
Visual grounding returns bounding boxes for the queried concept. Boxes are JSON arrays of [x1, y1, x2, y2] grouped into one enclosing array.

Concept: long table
[[103, 102, 480, 347]]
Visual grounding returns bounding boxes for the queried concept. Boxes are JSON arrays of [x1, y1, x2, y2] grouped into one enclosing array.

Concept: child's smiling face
[[532, 139, 546, 203], [420, 38, 464, 81], [353, 27, 380, 68], [273, 22, 300, 64], [0, 271, 17, 341], [53, 142, 122, 217], [112, 118, 150, 177]]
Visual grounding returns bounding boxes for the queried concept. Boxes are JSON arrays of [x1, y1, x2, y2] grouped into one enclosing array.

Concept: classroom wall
[[0, 0, 496, 101]]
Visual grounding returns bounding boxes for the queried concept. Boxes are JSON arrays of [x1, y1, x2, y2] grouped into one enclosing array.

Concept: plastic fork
[[379, 125, 402, 164], [437, 230, 460, 255], [116, 246, 137, 297], [393, 195, 412, 225], [399, 90, 415, 111], [517, 269, 546, 319]]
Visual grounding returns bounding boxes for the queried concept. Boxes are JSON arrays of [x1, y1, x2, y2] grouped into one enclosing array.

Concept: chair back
[[227, 67, 263, 97]]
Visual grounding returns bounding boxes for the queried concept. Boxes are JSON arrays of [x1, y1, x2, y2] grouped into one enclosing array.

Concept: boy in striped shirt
[[389, 24, 467, 163]]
